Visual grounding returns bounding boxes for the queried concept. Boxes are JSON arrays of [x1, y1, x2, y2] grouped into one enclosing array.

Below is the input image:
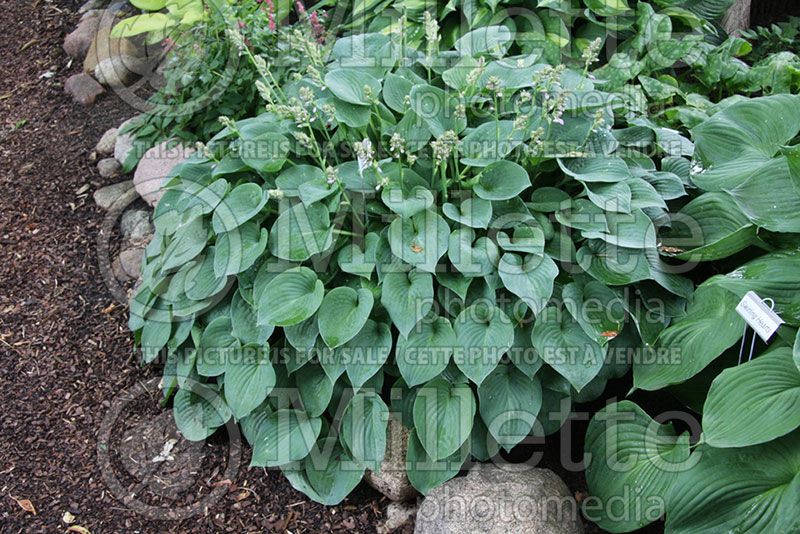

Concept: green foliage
[[127, 0, 800, 522]]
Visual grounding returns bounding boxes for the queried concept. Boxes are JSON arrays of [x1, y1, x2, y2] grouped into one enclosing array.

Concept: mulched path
[[0, 1, 669, 533]]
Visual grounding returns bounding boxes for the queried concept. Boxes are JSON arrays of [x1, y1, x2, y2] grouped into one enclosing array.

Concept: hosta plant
[[130, 24, 708, 505], [584, 94, 800, 533]]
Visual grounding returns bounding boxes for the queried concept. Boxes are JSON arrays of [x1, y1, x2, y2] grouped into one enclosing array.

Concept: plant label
[[735, 291, 784, 342]]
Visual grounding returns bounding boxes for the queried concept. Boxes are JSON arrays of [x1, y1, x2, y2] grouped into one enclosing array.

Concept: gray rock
[[64, 73, 105, 105], [84, 26, 140, 74], [63, 14, 101, 58], [111, 255, 129, 282], [96, 127, 118, 154], [78, 0, 104, 14], [365, 417, 417, 502], [133, 140, 195, 207], [119, 247, 145, 279], [415, 464, 584, 534], [114, 117, 139, 165], [120, 209, 154, 241], [94, 55, 145, 87], [93, 180, 134, 211], [379, 502, 418, 534], [97, 157, 121, 178]]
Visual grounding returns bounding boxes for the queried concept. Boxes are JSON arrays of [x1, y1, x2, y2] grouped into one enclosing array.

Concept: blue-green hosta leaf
[[340, 391, 389, 472], [224, 344, 276, 420], [705, 249, 800, 326], [584, 400, 691, 532], [197, 316, 239, 377], [531, 306, 605, 392], [183, 248, 229, 301], [161, 215, 208, 272], [633, 285, 743, 391], [257, 267, 324, 327], [303, 437, 365, 506], [498, 253, 558, 316], [382, 270, 433, 337], [276, 165, 326, 196], [298, 179, 337, 207], [582, 208, 658, 249], [459, 121, 526, 167], [396, 315, 457, 387], [703, 347, 800, 448], [295, 362, 334, 418], [585, 0, 631, 17], [725, 156, 800, 233], [173, 385, 231, 441], [409, 84, 466, 137], [453, 304, 515, 384], [585, 181, 632, 213], [529, 187, 570, 212], [342, 320, 392, 392], [317, 287, 374, 348], [268, 201, 333, 262], [665, 430, 800, 534], [211, 183, 267, 233], [214, 221, 268, 277], [250, 409, 322, 467], [667, 192, 756, 262], [388, 210, 450, 273], [382, 73, 414, 113], [478, 364, 542, 450], [577, 240, 652, 286], [562, 281, 626, 345], [442, 197, 492, 229], [558, 156, 631, 183], [324, 69, 381, 106], [406, 429, 469, 495], [381, 185, 435, 218], [413, 378, 476, 460], [473, 160, 531, 200], [437, 271, 472, 301], [337, 237, 377, 279], [239, 132, 289, 173], [555, 199, 608, 232], [448, 228, 500, 277], [454, 25, 513, 57], [496, 226, 546, 255]]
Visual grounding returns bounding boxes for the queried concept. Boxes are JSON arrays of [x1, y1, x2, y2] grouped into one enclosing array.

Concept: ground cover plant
[[125, 0, 800, 531]]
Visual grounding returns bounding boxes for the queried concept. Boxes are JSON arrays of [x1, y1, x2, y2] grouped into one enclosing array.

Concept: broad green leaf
[[703, 347, 800, 447], [442, 197, 492, 229], [161, 215, 208, 271], [529, 187, 570, 212], [454, 25, 513, 57], [304, 437, 365, 505], [585, 401, 691, 532], [585, 0, 631, 17], [324, 69, 381, 106], [276, 165, 326, 195], [496, 226, 546, 254], [406, 430, 469, 495], [340, 392, 389, 471], [634, 285, 744, 390], [498, 253, 558, 316], [184, 248, 228, 301], [257, 267, 324, 326], [460, 121, 525, 166], [396, 315, 456, 387], [668, 192, 756, 261], [231, 289, 273, 345], [197, 317, 238, 377], [531, 306, 605, 392], [250, 409, 322, 467], [110, 13, 175, 38], [726, 157, 800, 233], [413, 378, 476, 460], [577, 240, 652, 286], [337, 234, 377, 279], [239, 132, 289, 173], [562, 281, 626, 345], [478, 364, 542, 450], [582, 208, 657, 249], [382, 73, 414, 113], [388, 210, 450, 273], [296, 362, 334, 417], [131, 0, 167, 9], [381, 270, 433, 337], [473, 161, 531, 201], [453, 304, 515, 385], [342, 320, 392, 392], [382, 185, 435, 219], [409, 84, 466, 137], [224, 344, 276, 420], [317, 287, 374, 348], [211, 183, 266, 233], [666, 430, 800, 534], [173, 385, 231, 441], [213, 221, 268, 277], [268, 201, 333, 262], [448, 228, 500, 277], [558, 156, 631, 183]]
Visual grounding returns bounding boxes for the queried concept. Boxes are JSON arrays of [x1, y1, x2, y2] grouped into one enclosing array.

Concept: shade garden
[[123, 0, 800, 532]]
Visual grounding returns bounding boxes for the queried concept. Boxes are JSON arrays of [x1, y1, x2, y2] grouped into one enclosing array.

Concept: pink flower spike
[[296, 1, 306, 16], [238, 21, 246, 28]]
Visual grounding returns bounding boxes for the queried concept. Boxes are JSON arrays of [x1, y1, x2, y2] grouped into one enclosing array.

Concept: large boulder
[[415, 464, 584, 534], [365, 417, 418, 502], [64, 73, 105, 105], [94, 55, 147, 87], [133, 140, 195, 206]]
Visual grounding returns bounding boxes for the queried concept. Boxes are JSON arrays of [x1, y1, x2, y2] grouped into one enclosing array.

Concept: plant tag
[[735, 291, 783, 342]]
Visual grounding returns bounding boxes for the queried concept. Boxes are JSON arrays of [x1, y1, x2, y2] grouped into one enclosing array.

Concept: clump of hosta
[[131, 27, 700, 504]]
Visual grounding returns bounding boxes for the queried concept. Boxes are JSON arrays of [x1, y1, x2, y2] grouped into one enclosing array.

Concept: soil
[[0, 1, 679, 533]]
